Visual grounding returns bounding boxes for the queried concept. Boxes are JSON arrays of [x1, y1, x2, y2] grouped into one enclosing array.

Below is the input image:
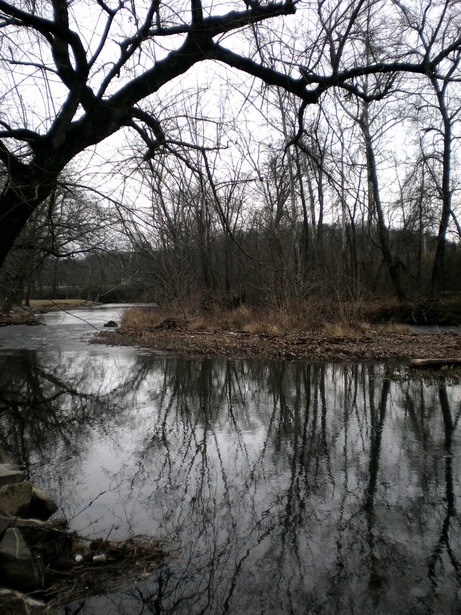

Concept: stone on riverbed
[[0, 464, 26, 487], [30, 487, 58, 521], [0, 480, 57, 521], [0, 457, 65, 602], [0, 513, 10, 539], [12, 517, 64, 545], [0, 481, 33, 517], [0, 527, 43, 590]]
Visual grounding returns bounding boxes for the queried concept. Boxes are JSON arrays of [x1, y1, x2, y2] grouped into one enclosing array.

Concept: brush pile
[[35, 529, 164, 606]]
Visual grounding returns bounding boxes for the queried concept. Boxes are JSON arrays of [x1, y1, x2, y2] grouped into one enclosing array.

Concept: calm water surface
[[0, 306, 460, 614]]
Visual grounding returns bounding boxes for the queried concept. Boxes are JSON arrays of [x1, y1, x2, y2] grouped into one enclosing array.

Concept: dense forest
[[0, 0, 460, 314], [4, 224, 461, 310]]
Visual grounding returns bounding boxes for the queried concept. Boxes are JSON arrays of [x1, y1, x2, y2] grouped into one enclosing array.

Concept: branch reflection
[[1, 352, 460, 614]]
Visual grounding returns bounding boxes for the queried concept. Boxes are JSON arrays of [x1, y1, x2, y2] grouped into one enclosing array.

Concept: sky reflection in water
[[0, 311, 460, 614]]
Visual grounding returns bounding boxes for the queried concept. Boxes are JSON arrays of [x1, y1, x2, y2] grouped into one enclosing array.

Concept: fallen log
[[409, 357, 461, 368]]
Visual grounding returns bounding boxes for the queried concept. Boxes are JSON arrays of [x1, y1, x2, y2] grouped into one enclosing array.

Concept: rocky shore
[[0, 449, 60, 614], [0, 306, 41, 327], [95, 324, 461, 365], [0, 302, 100, 327], [0, 447, 164, 614]]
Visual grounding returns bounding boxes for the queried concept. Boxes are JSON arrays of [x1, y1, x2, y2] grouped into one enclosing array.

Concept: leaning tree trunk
[[0, 182, 53, 269]]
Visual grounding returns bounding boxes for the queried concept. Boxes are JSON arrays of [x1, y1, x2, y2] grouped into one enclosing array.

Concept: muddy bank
[[3, 302, 460, 364], [0, 302, 101, 327], [95, 326, 461, 364], [0, 306, 41, 327]]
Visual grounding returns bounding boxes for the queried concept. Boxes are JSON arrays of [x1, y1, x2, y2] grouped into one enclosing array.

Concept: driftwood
[[409, 357, 461, 368]]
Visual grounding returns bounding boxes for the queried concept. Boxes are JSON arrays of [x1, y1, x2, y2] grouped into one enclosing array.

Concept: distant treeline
[[21, 223, 461, 308]]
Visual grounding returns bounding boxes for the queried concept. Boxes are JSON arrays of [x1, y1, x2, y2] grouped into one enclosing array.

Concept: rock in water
[[0, 482, 33, 517], [0, 465, 26, 488], [29, 487, 58, 521], [0, 528, 43, 590], [0, 588, 59, 614], [0, 514, 10, 541]]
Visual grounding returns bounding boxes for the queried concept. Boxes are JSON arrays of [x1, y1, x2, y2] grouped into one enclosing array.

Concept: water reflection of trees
[[0, 351, 135, 466], [95, 360, 460, 615], [1, 350, 460, 613], [428, 384, 461, 607], [0, 349, 165, 525]]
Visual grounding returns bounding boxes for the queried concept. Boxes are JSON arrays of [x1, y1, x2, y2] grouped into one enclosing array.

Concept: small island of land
[[2, 298, 460, 366], [94, 300, 461, 365]]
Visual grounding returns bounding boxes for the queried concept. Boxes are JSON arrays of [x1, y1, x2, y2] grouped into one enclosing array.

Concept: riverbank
[[3, 300, 461, 365], [0, 445, 163, 614], [95, 320, 461, 364], [90, 301, 461, 363], [0, 301, 100, 327], [0, 306, 42, 326]]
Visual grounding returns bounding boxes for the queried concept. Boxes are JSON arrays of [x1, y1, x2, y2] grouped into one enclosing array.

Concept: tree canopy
[[0, 0, 460, 273]]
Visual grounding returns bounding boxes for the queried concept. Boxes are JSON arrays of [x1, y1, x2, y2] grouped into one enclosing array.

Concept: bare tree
[[389, 0, 461, 299], [1, 0, 460, 273], [0, 182, 116, 311], [0, 0, 301, 268]]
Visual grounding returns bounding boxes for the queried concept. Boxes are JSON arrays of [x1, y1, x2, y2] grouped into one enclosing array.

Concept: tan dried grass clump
[[379, 322, 412, 334], [120, 300, 413, 338], [121, 307, 165, 329], [323, 320, 372, 337], [185, 305, 272, 333], [215, 305, 303, 334], [121, 304, 307, 335]]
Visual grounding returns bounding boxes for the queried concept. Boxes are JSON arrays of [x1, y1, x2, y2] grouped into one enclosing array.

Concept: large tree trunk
[[0, 179, 57, 269]]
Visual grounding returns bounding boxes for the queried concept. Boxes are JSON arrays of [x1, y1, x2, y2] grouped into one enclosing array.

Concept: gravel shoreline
[[3, 304, 460, 365], [95, 327, 461, 364]]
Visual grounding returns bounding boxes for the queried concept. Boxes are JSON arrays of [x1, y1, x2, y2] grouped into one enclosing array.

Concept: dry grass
[[121, 304, 303, 334], [120, 298, 417, 337], [120, 306, 165, 329], [379, 322, 412, 334], [188, 305, 304, 334], [121, 300, 387, 335], [26, 299, 100, 311], [322, 320, 372, 337]]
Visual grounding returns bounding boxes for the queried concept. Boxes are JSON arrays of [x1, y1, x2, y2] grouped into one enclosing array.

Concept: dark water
[[0, 307, 460, 614]]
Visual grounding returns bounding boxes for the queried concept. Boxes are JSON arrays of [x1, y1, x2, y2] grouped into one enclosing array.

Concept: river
[[0, 305, 460, 614]]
